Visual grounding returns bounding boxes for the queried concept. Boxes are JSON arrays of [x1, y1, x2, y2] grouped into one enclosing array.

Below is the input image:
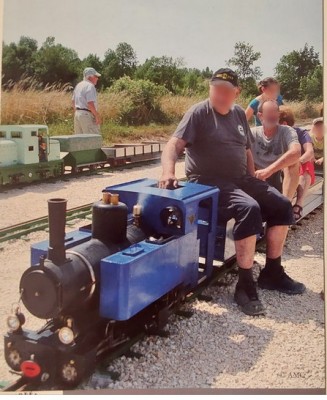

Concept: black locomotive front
[[5, 193, 147, 387]]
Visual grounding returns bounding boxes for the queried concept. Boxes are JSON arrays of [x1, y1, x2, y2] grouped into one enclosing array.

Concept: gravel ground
[[0, 164, 324, 391]]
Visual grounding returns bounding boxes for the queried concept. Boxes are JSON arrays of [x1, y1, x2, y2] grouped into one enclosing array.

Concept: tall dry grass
[[159, 94, 205, 122], [286, 100, 322, 122], [1, 79, 132, 125], [1, 78, 73, 124], [1, 79, 322, 129]]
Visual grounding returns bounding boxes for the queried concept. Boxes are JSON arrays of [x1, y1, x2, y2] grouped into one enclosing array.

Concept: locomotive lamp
[[58, 327, 74, 345], [58, 318, 75, 345], [6, 308, 25, 332]]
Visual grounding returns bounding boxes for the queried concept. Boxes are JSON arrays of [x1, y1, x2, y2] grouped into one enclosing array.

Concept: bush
[[108, 76, 169, 125]]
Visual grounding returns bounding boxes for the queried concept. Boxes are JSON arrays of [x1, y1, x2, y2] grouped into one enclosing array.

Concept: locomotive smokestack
[[47, 198, 67, 265]]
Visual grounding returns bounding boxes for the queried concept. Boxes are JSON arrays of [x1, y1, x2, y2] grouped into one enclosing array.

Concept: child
[[245, 77, 283, 126], [279, 106, 314, 220], [310, 117, 324, 171]]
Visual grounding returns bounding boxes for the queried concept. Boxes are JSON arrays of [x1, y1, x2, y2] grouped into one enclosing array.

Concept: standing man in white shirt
[[72, 67, 101, 134]]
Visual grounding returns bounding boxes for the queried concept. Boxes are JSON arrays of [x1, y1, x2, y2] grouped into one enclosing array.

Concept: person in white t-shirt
[[250, 100, 301, 201], [72, 67, 101, 134]]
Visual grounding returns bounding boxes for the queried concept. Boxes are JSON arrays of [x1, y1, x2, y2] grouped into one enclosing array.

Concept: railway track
[[0, 174, 323, 244], [0, 153, 166, 193], [0, 203, 93, 244], [0, 176, 323, 392]]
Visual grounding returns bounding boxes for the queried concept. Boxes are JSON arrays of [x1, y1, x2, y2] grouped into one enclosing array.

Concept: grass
[[48, 120, 176, 145], [1, 79, 322, 145]]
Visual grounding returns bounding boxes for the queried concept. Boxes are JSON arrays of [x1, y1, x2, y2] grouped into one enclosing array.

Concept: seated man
[[159, 68, 305, 318], [279, 106, 315, 220], [310, 117, 324, 172], [250, 100, 301, 201]]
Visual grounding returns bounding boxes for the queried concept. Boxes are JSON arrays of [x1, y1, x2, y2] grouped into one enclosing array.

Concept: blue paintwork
[[30, 228, 92, 265], [99, 178, 219, 320], [103, 178, 219, 237], [29, 178, 220, 322], [99, 232, 199, 320]]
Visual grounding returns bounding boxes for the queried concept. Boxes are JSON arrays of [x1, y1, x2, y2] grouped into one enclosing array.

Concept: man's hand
[[158, 174, 178, 189], [255, 168, 272, 181], [95, 114, 101, 126], [315, 157, 324, 166]]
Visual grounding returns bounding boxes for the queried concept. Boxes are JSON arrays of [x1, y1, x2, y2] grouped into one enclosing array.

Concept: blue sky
[[2, 0, 323, 77]]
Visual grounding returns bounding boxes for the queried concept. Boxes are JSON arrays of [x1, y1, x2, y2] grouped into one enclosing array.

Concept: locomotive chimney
[[47, 198, 67, 265]]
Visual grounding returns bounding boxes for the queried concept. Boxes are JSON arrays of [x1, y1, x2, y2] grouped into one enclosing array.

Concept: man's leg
[[258, 223, 305, 294], [240, 175, 305, 295], [282, 162, 300, 201], [266, 225, 288, 259], [296, 172, 311, 208], [83, 113, 100, 134], [235, 235, 256, 269], [217, 183, 265, 316], [74, 112, 83, 134], [267, 171, 283, 193], [78, 112, 100, 134]]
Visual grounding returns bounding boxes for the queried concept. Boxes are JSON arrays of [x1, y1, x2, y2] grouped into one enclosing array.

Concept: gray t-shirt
[[250, 125, 299, 169], [173, 99, 251, 184], [72, 80, 98, 110]]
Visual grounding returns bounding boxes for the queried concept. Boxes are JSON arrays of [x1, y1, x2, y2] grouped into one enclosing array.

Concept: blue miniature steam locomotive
[[5, 178, 228, 388]]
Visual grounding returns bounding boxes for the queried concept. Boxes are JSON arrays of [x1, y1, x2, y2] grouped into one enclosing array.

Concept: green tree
[[2, 36, 38, 86], [33, 37, 81, 86], [202, 67, 213, 79], [81, 53, 103, 73], [180, 68, 209, 96], [227, 42, 262, 97], [81, 53, 103, 89], [182, 69, 202, 92], [227, 42, 262, 80], [135, 56, 184, 93], [275, 43, 321, 100], [299, 64, 323, 102], [102, 42, 137, 87]]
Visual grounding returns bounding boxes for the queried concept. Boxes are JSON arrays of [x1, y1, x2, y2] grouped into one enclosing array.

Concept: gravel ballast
[[0, 163, 324, 391]]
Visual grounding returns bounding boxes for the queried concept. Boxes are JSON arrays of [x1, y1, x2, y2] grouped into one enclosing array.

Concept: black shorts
[[267, 171, 283, 193], [191, 174, 294, 240]]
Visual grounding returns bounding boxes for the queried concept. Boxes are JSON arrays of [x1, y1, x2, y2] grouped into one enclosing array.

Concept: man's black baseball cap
[[210, 68, 239, 87]]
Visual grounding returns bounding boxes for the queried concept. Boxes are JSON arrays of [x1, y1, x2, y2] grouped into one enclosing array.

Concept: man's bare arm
[[255, 143, 301, 181], [300, 142, 314, 164], [87, 101, 101, 125], [159, 137, 187, 188]]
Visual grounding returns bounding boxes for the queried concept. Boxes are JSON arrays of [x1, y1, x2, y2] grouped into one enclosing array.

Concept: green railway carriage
[[0, 125, 63, 185], [0, 125, 165, 186], [0, 126, 108, 185], [51, 134, 107, 173]]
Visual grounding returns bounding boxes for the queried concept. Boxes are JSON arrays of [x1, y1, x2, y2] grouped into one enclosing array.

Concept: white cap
[[83, 67, 101, 78]]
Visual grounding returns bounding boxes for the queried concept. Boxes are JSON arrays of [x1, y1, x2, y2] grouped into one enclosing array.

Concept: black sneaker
[[258, 266, 306, 295], [234, 281, 265, 316]]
